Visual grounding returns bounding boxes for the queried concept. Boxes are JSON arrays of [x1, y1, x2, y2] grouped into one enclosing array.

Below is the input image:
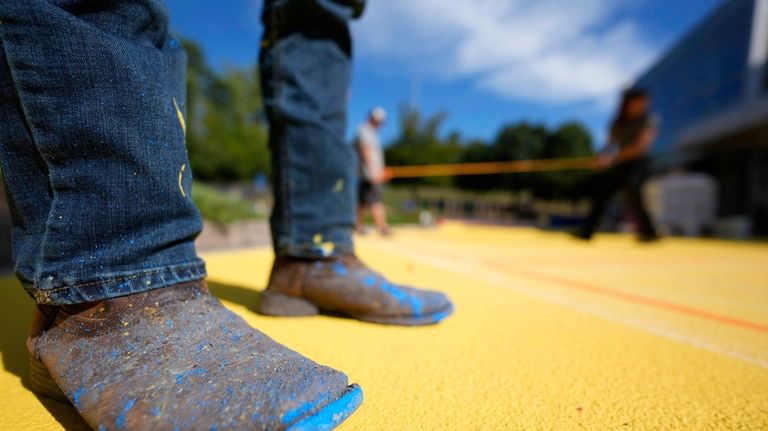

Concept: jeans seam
[[272, 6, 295, 248], [27, 261, 203, 293], [0, 33, 59, 282], [0, 35, 40, 156], [27, 262, 207, 305]]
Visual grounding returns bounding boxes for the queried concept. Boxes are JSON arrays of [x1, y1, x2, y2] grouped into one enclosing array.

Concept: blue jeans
[[0, 1, 206, 305], [260, 0, 365, 258], [0, 0, 364, 305]]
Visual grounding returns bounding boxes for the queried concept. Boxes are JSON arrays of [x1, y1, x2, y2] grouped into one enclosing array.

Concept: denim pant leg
[[0, 0, 206, 305], [260, 0, 366, 258], [0, 42, 52, 290]]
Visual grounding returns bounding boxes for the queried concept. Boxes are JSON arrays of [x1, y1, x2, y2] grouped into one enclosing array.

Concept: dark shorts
[[358, 180, 382, 206]]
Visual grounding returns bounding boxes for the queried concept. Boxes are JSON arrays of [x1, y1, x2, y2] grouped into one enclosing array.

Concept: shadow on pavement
[[207, 280, 264, 313], [0, 276, 89, 430]]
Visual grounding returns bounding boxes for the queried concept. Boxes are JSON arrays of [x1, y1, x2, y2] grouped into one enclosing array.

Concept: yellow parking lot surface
[[1, 222, 767, 430]]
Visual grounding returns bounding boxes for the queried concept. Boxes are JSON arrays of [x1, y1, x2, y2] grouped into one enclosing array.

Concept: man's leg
[[355, 181, 371, 233], [576, 169, 618, 240], [1, 0, 204, 303], [356, 204, 367, 233], [259, 0, 453, 325], [623, 168, 658, 241], [371, 202, 391, 236], [0, 40, 52, 291], [0, 1, 361, 428], [261, 0, 359, 257]]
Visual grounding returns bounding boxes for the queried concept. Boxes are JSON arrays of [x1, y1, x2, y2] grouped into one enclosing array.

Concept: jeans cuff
[[277, 241, 355, 258], [23, 260, 207, 305]]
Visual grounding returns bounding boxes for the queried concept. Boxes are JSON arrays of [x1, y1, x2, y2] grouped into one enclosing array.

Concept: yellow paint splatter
[[312, 233, 335, 256], [172, 97, 186, 137], [320, 243, 335, 256], [178, 164, 187, 197], [333, 179, 344, 192]]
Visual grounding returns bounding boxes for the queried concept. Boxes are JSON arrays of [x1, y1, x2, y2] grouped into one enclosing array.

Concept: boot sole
[[29, 354, 363, 430], [259, 291, 454, 326], [355, 303, 454, 326], [28, 353, 70, 404]]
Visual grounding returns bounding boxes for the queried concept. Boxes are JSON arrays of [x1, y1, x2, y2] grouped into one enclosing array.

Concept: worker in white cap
[[355, 107, 391, 236]]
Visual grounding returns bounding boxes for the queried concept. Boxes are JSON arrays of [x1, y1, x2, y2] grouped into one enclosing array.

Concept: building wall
[[635, 0, 757, 156], [632, 0, 768, 235]]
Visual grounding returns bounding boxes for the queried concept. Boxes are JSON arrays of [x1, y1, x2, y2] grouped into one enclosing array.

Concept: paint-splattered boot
[[259, 254, 454, 326], [26, 280, 363, 431]]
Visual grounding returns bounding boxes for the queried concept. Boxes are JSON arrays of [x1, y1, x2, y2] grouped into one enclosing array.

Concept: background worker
[[355, 107, 392, 236], [574, 88, 660, 242]]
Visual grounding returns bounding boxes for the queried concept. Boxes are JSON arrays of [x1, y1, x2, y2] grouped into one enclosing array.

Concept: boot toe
[[31, 282, 363, 430]]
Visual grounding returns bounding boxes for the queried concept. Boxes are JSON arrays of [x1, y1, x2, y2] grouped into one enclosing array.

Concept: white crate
[[643, 172, 718, 236]]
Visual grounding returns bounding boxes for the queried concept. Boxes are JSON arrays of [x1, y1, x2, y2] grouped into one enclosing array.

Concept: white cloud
[[353, 0, 655, 106]]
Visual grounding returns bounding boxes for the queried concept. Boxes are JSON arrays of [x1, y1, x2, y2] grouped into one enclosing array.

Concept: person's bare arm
[[596, 131, 619, 168]]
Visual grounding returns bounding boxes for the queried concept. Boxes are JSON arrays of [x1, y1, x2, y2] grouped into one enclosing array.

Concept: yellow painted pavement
[[1, 222, 767, 430]]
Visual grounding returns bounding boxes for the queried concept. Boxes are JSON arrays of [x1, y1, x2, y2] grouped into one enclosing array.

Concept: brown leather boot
[[27, 280, 363, 430], [258, 254, 454, 325]]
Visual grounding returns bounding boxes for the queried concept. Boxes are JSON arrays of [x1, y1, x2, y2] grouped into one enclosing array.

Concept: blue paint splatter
[[98, 425, 107, 431], [110, 349, 120, 359], [116, 398, 136, 429], [287, 385, 363, 430], [408, 295, 423, 317], [221, 326, 242, 342], [363, 275, 376, 287], [175, 368, 206, 385], [72, 387, 85, 409], [332, 262, 348, 276], [151, 406, 162, 417], [166, 318, 174, 329], [428, 308, 452, 323], [379, 281, 421, 317], [281, 398, 323, 425], [379, 282, 407, 302]]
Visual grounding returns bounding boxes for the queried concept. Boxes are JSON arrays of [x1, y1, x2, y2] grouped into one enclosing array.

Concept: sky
[[164, 0, 724, 146]]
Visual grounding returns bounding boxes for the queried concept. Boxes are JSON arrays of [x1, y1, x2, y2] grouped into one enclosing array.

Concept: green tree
[[453, 139, 493, 190], [384, 107, 462, 186], [181, 39, 270, 182], [454, 121, 594, 197], [492, 122, 548, 192], [537, 122, 594, 198]]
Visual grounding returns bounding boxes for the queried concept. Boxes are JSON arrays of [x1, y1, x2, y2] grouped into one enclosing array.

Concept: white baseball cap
[[371, 106, 387, 122]]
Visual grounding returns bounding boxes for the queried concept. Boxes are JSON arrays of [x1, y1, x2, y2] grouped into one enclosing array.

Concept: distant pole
[[746, 0, 768, 100]]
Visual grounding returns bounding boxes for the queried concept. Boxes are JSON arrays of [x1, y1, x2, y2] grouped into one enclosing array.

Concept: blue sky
[[164, 0, 723, 146]]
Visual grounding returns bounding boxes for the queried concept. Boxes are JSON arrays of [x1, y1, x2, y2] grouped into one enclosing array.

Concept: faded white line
[[368, 241, 768, 370]]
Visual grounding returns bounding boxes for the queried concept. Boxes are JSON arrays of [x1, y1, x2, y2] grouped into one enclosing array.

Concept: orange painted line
[[386, 156, 599, 178], [510, 267, 768, 334]]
